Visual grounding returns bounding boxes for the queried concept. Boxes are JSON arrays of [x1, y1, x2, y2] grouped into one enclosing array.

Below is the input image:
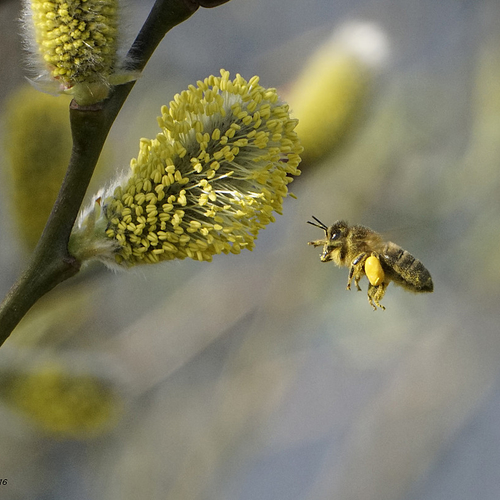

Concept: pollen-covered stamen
[[70, 70, 302, 267]]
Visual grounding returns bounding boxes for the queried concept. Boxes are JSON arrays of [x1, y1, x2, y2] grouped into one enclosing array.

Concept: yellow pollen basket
[[365, 255, 385, 286]]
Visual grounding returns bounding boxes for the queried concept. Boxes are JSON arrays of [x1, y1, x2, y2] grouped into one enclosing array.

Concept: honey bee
[[307, 217, 433, 310]]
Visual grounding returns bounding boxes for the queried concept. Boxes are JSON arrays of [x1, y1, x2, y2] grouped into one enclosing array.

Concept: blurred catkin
[[1, 362, 122, 438], [287, 23, 388, 164], [4, 85, 72, 251]]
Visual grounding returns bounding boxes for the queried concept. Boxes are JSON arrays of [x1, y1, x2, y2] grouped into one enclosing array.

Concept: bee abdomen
[[382, 242, 433, 293]]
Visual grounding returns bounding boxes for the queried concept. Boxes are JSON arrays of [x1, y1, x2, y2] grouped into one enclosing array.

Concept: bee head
[[307, 218, 349, 262]]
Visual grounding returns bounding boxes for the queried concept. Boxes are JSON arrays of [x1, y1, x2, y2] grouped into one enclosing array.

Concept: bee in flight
[[307, 217, 433, 310]]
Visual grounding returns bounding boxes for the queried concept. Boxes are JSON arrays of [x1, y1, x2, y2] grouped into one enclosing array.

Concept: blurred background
[[1, 0, 500, 498]]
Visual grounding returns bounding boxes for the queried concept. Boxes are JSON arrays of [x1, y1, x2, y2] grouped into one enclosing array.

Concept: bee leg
[[348, 253, 367, 291], [347, 265, 363, 291], [308, 239, 326, 247], [367, 283, 388, 310], [347, 266, 354, 290], [354, 274, 363, 291]]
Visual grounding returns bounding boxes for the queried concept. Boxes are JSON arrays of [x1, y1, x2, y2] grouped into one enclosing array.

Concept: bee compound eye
[[365, 255, 385, 286]]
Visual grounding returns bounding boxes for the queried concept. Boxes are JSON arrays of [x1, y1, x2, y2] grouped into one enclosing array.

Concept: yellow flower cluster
[[27, 0, 119, 104], [71, 70, 302, 267], [4, 363, 121, 438]]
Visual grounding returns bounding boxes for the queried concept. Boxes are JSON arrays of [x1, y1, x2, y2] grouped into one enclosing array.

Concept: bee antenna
[[307, 216, 328, 230]]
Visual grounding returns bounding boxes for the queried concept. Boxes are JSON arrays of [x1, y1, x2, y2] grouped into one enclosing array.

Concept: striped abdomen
[[380, 242, 433, 292]]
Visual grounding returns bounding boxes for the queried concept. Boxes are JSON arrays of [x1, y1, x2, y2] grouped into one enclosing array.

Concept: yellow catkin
[[288, 51, 367, 164], [287, 23, 388, 164], [70, 70, 303, 267], [27, 0, 120, 105], [3, 363, 122, 438]]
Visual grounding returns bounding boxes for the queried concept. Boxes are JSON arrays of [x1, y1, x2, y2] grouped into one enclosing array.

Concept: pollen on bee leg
[[364, 254, 385, 286]]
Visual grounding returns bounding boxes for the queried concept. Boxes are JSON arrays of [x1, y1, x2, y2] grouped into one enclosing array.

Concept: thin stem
[[0, 0, 200, 343]]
